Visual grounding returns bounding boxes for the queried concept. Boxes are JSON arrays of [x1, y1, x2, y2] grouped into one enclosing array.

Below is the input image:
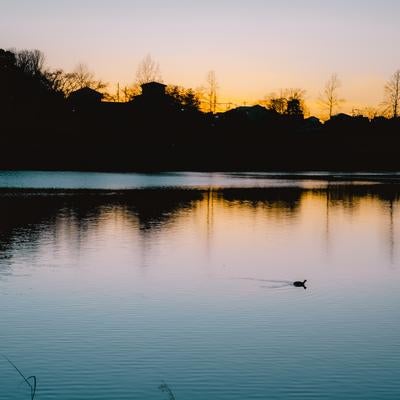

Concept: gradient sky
[[2, 0, 400, 115]]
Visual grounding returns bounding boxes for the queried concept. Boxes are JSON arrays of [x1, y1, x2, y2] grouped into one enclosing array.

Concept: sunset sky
[[2, 0, 400, 115]]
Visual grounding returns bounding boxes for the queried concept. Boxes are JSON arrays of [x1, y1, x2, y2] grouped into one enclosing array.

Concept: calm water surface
[[0, 172, 400, 399]]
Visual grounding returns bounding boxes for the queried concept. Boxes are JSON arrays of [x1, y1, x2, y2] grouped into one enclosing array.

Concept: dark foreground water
[[0, 172, 400, 399]]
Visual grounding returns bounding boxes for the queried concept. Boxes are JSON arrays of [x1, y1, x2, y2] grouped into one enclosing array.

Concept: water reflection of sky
[[0, 184, 400, 399], [1, 171, 400, 189]]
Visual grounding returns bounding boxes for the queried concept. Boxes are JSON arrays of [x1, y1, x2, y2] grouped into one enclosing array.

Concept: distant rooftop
[[140, 81, 166, 88], [140, 81, 166, 97], [69, 87, 104, 99]]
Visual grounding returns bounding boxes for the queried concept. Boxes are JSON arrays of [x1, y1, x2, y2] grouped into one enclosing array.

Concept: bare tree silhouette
[[45, 64, 107, 96], [319, 73, 344, 118], [263, 90, 287, 114], [263, 88, 306, 116], [44, 69, 69, 94], [383, 70, 400, 118], [205, 70, 218, 113], [351, 106, 380, 119], [135, 54, 162, 85], [71, 63, 107, 91], [122, 84, 141, 101], [15, 49, 45, 77]]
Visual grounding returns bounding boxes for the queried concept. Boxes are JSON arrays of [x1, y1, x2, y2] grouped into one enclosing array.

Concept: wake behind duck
[[236, 277, 308, 289]]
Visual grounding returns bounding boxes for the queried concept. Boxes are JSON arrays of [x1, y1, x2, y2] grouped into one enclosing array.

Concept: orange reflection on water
[[1, 186, 399, 293]]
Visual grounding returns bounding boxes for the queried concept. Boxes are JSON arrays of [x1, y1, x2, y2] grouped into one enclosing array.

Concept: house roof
[[140, 81, 166, 89], [69, 87, 104, 99]]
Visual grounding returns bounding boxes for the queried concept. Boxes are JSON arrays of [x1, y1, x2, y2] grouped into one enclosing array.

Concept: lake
[[0, 171, 400, 399]]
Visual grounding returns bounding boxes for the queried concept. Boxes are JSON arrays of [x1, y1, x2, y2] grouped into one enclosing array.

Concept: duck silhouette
[[293, 280, 307, 289]]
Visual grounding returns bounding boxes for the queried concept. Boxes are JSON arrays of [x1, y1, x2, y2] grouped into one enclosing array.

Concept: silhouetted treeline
[[1, 48, 400, 171]]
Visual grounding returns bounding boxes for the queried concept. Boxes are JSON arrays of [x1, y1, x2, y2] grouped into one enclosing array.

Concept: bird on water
[[293, 280, 307, 289]]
